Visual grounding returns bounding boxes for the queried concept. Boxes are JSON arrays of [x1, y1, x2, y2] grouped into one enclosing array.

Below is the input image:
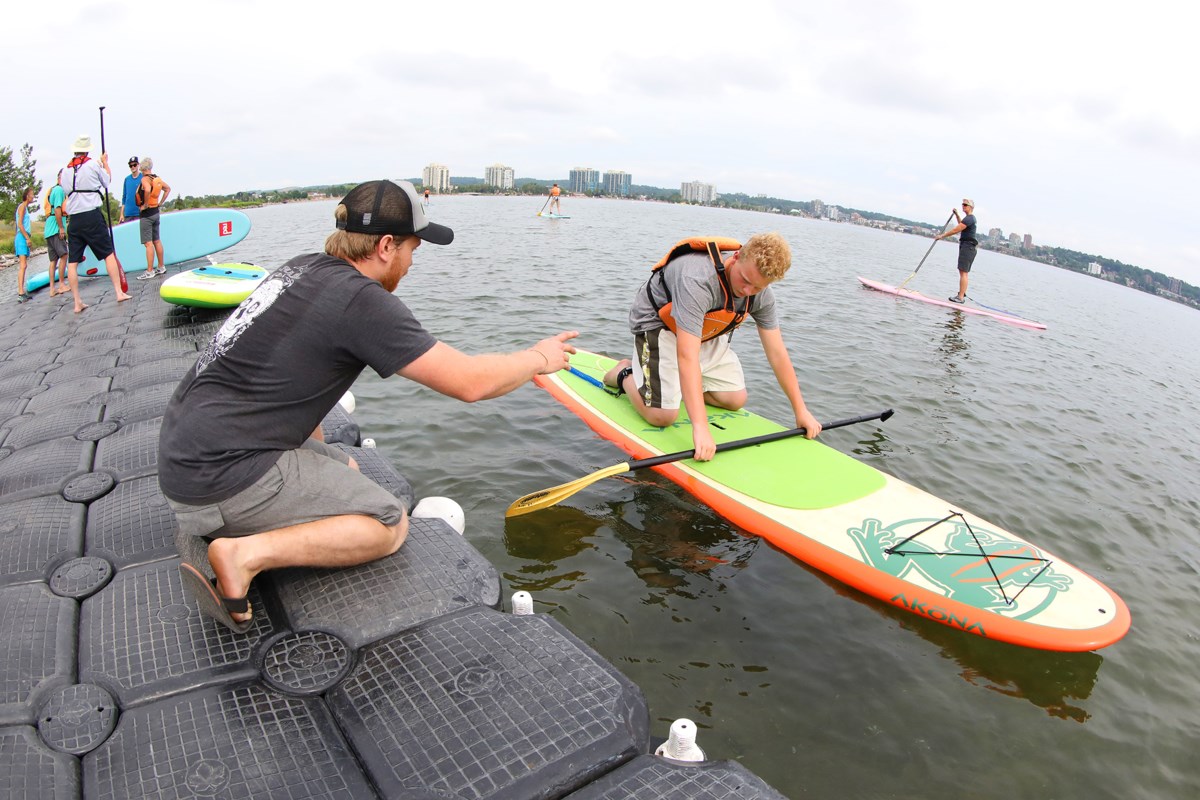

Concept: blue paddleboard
[[25, 208, 252, 292]]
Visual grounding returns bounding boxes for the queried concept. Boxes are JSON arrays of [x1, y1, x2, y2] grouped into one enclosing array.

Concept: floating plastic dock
[[0, 264, 787, 799]]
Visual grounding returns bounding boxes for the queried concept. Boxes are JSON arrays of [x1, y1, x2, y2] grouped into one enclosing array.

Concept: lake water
[[26, 196, 1200, 798]]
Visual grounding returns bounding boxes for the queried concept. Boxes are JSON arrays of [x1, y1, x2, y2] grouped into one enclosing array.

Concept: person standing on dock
[[936, 198, 978, 304], [45, 170, 69, 296], [603, 233, 822, 462], [134, 156, 170, 279], [13, 187, 35, 303], [159, 178, 578, 632], [118, 156, 140, 225], [60, 134, 133, 312]]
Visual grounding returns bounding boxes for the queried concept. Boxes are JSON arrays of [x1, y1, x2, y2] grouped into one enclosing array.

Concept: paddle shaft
[[506, 408, 894, 516], [627, 409, 894, 472], [899, 211, 956, 289], [98, 106, 128, 290]]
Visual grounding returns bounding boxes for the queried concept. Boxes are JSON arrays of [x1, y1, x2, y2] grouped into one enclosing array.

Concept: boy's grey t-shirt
[[628, 251, 780, 336], [158, 252, 437, 504]]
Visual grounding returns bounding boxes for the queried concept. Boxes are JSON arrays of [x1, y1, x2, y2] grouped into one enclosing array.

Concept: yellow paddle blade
[[505, 462, 633, 517]]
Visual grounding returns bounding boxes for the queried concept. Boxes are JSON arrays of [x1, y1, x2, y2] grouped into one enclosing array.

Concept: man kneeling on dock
[[158, 179, 577, 632]]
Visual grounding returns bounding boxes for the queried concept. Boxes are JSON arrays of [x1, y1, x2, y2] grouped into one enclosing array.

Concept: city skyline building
[[681, 180, 717, 204], [603, 170, 632, 197], [569, 167, 600, 194], [422, 163, 451, 193], [484, 163, 515, 190]]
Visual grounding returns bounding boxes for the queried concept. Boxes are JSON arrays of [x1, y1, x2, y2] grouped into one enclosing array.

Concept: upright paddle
[[898, 211, 955, 290], [98, 105, 128, 292], [506, 409, 894, 517]]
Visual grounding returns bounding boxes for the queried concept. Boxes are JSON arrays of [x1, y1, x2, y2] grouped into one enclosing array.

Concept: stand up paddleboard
[[858, 277, 1046, 330], [527, 350, 1128, 651], [160, 263, 268, 308], [537, 212, 571, 219], [25, 208, 252, 293]]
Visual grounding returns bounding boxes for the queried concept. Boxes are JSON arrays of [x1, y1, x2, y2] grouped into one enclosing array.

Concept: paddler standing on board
[[548, 183, 562, 215], [603, 233, 821, 461], [936, 198, 977, 304]]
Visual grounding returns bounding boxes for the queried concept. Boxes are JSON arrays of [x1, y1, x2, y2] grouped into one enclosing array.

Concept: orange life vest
[[65, 154, 103, 200], [136, 174, 163, 209], [647, 237, 753, 342]]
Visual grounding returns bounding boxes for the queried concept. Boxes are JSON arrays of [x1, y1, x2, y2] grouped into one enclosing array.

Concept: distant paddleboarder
[[935, 198, 977, 304], [548, 183, 562, 215]]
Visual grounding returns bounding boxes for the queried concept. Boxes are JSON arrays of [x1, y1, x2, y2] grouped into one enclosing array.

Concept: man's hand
[[529, 330, 579, 373]]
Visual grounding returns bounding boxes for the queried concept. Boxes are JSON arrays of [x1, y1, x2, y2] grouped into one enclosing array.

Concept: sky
[[8, 1, 1199, 284]]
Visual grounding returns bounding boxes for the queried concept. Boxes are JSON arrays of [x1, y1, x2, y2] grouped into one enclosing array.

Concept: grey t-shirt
[[158, 252, 437, 504], [628, 250, 780, 336], [960, 213, 978, 245]]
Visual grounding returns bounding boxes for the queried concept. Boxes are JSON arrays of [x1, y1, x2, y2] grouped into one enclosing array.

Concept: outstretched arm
[[757, 326, 821, 437], [397, 331, 578, 402]]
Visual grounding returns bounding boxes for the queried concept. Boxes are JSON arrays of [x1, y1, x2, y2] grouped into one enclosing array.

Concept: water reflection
[[606, 479, 759, 592], [501, 506, 604, 594], [502, 475, 759, 596], [937, 310, 970, 372], [813, 568, 1102, 722]]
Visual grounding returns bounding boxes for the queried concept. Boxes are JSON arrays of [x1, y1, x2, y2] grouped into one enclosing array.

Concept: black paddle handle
[[628, 409, 895, 471]]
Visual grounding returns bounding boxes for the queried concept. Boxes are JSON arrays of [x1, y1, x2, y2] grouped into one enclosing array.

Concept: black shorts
[[66, 208, 115, 263], [957, 242, 978, 273]]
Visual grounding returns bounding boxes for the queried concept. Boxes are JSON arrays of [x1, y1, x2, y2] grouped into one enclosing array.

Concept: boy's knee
[[641, 407, 679, 427]]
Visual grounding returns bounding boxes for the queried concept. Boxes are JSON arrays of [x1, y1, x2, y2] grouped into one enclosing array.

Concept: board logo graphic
[[218, 220, 233, 236], [848, 516, 1072, 623]]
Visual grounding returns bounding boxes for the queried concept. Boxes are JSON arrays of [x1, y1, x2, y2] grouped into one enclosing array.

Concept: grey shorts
[[46, 232, 68, 260], [957, 243, 978, 273], [139, 212, 161, 244], [167, 439, 405, 539]]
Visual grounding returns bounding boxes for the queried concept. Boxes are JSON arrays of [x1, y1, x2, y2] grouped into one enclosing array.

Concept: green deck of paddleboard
[[565, 352, 885, 510]]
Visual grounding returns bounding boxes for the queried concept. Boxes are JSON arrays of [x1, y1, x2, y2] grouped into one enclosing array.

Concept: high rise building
[[484, 163, 515, 190], [1023, 233, 1033, 249], [681, 181, 717, 204], [988, 227, 1003, 241], [423, 163, 451, 193], [569, 167, 600, 194], [602, 170, 632, 196]]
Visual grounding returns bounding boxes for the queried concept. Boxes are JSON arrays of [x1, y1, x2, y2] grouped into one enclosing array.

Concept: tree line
[[3, 141, 1196, 307]]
